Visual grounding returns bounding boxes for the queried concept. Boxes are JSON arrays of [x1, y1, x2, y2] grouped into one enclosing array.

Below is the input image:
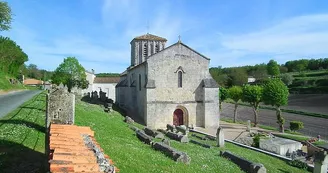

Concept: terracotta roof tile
[[23, 78, 43, 85], [48, 124, 119, 172], [94, 76, 120, 83], [133, 33, 167, 41]]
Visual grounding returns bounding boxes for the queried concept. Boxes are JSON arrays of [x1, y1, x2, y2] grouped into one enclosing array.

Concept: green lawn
[[0, 92, 47, 172], [0, 92, 310, 173], [75, 100, 309, 173]]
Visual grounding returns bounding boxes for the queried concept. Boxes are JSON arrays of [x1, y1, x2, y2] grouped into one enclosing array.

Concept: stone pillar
[[216, 127, 225, 147], [313, 151, 328, 173], [246, 120, 251, 132]]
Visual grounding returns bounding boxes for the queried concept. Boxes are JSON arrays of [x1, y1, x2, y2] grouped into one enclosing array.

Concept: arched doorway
[[173, 109, 184, 126]]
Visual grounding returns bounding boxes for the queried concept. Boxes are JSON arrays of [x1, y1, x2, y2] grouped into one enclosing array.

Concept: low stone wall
[[220, 151, 266, 173]]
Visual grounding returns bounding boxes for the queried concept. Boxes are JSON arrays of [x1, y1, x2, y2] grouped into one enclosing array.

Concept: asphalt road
[[221, 103, 328, 140], [0, 90, 42, 118]]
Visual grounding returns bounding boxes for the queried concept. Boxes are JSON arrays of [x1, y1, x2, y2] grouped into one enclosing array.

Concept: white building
[[83, 70, 120, 101]]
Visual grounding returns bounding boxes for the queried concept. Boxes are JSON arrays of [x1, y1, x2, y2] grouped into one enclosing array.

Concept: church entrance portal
[[173, 109, 184, 126]]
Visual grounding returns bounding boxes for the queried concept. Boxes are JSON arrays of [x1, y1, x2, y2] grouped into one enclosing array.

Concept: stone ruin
[[46, 84, 75, 128]]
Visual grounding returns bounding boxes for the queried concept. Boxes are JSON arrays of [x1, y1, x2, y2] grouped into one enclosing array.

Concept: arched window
[[178, 71, 182, 88], [139, 74, 141, 91], [143, 43, 148, 57]]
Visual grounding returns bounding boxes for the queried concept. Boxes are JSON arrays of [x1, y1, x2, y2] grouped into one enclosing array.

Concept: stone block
[[152, 142, 191, 164], [166, 131, 189, 143], [144, 127, 165, 139]]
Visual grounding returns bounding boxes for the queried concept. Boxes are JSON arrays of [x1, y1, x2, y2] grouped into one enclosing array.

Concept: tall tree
[[262, 79, 289, 133], [267, 59, 280, 77], [0, 36, 28, 76], [228, 86, 243, 123], [219, 87, 228, 110], [0, 1, 12, 31], [242, 85, 263, 127], [52, 57, 88, 92], [228, 68, 248, 87]]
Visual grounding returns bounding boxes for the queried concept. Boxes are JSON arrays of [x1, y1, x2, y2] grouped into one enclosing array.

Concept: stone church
[[116, 34, 220, 129]]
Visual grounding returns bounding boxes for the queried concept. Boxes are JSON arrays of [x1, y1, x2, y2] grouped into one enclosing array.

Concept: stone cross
[[216, 127, 225, 147], [246, 120, 251, 132], [313, 151, 328, 173]]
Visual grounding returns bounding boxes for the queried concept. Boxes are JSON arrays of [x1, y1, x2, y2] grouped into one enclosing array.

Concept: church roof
[[133, 33, 167, 41], [94, 76, 120, 83]]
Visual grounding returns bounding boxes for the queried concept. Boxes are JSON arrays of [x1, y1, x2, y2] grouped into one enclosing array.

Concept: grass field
[[75, 100, 309, 173], [0, 92, 47, 172], [0, 93, 310, 173]]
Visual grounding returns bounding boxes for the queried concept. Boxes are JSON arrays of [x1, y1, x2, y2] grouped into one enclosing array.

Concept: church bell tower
[[130, 33, 167, 66]]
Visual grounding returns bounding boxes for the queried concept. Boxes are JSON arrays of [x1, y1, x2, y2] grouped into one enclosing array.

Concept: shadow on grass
[[0, 120, 45, 133], [277, 168, 291, 173], [19, 106, 46, 112], [80, 95, 146, 126], [0, 140, 48, 173]]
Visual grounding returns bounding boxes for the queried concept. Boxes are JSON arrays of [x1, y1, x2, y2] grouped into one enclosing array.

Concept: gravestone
[[313, 151, 328, 173], [216, 127, 225, 147], [246, 120, 251, 132], [259, 137, 302, 156], [46, 86, 75, 128], [166, 124, 176, 132], [176, 125, 189, 135]]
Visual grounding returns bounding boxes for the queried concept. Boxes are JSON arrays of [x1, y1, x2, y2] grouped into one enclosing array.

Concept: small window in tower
[[155, 44, 159, 52], [178, 71, 182, 88], [139, 74, 142, 91], [143, 43, 148, 57], [150, 43, 154, 55]]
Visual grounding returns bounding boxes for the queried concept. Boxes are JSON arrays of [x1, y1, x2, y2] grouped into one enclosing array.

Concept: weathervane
[[178, 35, 181, 43]]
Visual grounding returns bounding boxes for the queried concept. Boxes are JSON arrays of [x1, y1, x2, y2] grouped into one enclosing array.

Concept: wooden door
[[173, 109, 184, 126]]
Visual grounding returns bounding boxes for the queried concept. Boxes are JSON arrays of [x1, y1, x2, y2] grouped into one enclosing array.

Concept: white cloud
[[216, 14, 328, 64]]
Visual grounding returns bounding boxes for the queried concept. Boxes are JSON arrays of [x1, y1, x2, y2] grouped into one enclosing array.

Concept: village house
[[116, 33, 220, 129], [83, 70, 120, 101]]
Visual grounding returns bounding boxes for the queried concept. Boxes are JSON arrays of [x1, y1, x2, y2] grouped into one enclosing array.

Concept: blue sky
[[3, 0, 328, 73]]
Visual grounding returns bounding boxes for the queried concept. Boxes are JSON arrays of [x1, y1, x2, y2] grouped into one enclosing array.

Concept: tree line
[[0, 36, 28, 77], [219, 79, 289, 133]]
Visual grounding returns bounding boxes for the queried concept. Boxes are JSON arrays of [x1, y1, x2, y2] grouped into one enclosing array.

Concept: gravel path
[[0, 90, 42, 118], [221, 103, 328, 140]]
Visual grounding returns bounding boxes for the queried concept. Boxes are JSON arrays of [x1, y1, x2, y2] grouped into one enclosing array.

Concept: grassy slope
[[0, 71, 26, 91], [0, 92, 47, 172], [75, 101, 309, 173]]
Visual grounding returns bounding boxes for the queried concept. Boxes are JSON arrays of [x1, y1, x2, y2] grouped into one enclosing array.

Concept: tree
[[227, 68, 248, 87], [219, 87, 228, 110], [0, 36, 28, 76], [295, 59, 309, 73], [52, 57, 88, 92], [267, 59, 280, 77], [228, 86, 243, 123], [280, 73, 294, 86], [262, 79, 289, 133], [0, 1, 12, 31], [242, 85, 263, 127]]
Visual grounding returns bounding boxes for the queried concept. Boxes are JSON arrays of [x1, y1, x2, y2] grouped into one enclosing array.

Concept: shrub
[[252, 134, 261, 148], [287, 160, 308, 170], [290, 121, 304, 132]]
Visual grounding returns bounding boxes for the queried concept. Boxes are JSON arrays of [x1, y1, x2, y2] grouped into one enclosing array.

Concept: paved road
[[0, 90, 42, 118], [221, 103, 328, 140]]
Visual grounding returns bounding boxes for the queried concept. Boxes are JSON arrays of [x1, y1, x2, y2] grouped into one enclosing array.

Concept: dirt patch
[[284, 94, 328, 115], [221, 103, 328, 140]]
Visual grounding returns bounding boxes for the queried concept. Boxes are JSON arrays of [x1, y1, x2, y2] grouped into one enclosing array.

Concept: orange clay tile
[[48, 123, 119, 172]]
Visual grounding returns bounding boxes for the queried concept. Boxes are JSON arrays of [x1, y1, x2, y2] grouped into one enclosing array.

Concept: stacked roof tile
[[49, 124, 119, 173]]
